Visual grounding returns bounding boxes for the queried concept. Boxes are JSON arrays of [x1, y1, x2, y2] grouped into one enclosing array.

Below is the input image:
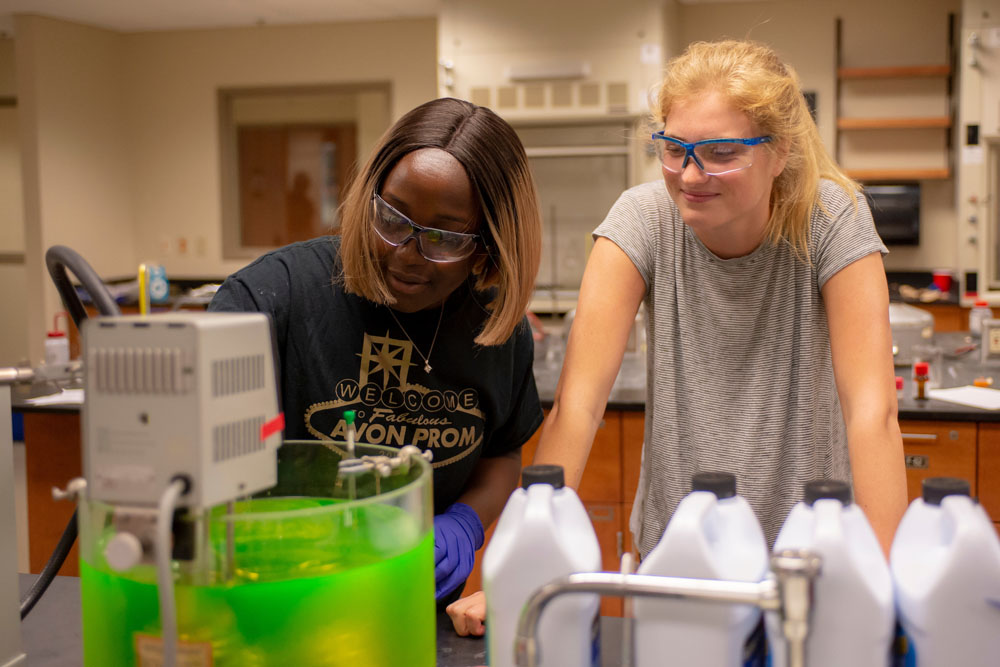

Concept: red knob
[[914, 362, 929, 376]]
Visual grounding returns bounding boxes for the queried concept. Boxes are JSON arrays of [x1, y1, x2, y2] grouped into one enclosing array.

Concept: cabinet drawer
[[586, 503, 625, 617], [976, 424, 1000, 523], [521, 410, 622, 503], [898, 420, 977, 503]]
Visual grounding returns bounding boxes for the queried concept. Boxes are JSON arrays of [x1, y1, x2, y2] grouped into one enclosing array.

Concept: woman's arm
[[822, 252, 907, 557], [531, 237, 646, 487], [456, 449, 523, 528]]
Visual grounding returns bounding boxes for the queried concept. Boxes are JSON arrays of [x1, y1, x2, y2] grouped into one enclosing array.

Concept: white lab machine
[[78, 311, 283, 667], [82, 312, 282, 511]]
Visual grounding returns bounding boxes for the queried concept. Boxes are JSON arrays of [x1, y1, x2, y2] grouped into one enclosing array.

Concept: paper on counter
[[23, 388, 84, 406], [927, 385, 1000, 411]]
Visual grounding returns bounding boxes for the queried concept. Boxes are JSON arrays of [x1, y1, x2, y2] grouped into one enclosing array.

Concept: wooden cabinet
[[461, 409, 642, 617], [22, 412, 81, 576], [976, 424, 1000, 533], [899, 420, 977, 503], [900, 418, 999, 534], [910, 303, 967, 333]]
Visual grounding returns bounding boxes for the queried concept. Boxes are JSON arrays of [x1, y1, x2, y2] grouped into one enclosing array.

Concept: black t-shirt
[[209, 236, 543, 513]]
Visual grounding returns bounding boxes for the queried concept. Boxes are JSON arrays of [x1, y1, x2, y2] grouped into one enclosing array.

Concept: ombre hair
[[339, 97, 542, 346], [656, 40, 859, 259]]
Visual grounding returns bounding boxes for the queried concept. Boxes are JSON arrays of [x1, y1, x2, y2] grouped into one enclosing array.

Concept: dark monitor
[[862, 183, 920, 245]]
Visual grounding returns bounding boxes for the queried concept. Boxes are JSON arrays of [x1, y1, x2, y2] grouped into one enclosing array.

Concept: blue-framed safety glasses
[[651, 132, 772, 176]]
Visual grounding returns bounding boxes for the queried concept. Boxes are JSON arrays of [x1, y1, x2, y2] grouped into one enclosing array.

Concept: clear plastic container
[[766, 480, 894, 667], [44, 331, 69, 365], [969, 300, 993, 336], [634, 472, 768, 667], [890, 477, 1000, 667], [77, 441, 435, 667], [483, 464, 601, 667]]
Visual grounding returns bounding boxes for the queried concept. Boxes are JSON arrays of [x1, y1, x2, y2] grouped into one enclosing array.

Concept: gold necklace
[[386, 304, 445, 374]]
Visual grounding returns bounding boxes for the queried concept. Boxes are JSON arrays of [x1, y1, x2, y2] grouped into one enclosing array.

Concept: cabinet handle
[[901, 432, 938, 442], [616, 531, 623, 560]]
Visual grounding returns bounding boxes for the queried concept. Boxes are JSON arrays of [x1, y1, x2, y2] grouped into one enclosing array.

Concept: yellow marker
[[137, 263, 149, 315]]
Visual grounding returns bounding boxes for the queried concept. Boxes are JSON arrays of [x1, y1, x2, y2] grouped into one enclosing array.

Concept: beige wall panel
[[0, 264, 29, 365], [16, 15, 135, 365], [439, 0, 666, 119], [883, 180, 959, 272], [0, 107, 22, 251], [0, 36, 14, 96], [839, 78, 950, 119], [122, 18, 436, 279]]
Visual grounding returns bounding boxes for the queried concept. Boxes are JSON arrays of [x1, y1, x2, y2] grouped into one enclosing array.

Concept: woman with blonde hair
[[533, 37, 907, 558], [449, 39, 908, 635], [211, 97, 543, 605]]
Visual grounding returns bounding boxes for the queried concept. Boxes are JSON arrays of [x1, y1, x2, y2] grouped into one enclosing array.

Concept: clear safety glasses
[[651, 132, 773, 176], [371, 194, 480, 263]]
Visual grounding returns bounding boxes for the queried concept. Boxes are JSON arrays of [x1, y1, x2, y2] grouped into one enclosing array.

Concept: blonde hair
[[657, 40, 859, 258], [339, 98, 542, 346]]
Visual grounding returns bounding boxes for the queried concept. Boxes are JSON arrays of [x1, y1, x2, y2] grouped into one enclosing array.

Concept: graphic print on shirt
[[304, 329, 485, 468]]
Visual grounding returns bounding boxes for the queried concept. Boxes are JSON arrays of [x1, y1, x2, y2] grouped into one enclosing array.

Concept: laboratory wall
[[13, 15, 437, 365], [121, 18, 436, 279], [0, 33, 27, 366], [437, 0, 960, 273], [678, 0, 961, 273], [6, 1, 989, 365], [15, 16, 135, 365]]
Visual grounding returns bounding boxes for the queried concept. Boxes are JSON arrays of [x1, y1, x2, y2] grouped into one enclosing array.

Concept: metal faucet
[[514, 549, 822, 667]]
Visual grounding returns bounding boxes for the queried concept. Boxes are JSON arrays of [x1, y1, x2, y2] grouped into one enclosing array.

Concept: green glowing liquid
[[80, 499, 435, 666]]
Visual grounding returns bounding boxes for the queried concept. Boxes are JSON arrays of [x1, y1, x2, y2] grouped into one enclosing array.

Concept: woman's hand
[[434, 503, 485, 599], [446, 590, 487, 636]]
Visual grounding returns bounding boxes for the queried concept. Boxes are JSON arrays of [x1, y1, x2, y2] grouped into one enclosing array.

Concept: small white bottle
[[483, 465, 601, 667], [766, 480, 894, 667], [634, 472, 768, 667], [890, 477, 1000, 667], [45, 331, 69, 365], [969, 299, 993, 336]]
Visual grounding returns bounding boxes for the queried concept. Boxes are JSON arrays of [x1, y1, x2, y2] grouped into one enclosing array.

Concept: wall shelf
[[834, 16, 955, 184], [837, 65, 951, 79], [845, 168, 950, 181], [837, 116, 952, 130]]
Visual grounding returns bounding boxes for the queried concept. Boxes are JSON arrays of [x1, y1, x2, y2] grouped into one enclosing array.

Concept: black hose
[[19, 508, 78, 619], [21, 248, 121, 619], [44, 245, 121, 328]]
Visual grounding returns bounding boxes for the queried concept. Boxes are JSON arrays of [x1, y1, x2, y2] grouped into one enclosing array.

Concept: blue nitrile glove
[[434, 502, 485, 599]]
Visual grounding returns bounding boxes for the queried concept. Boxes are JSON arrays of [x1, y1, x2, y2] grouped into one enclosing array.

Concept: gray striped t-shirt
[[594, 179, 887, 556]]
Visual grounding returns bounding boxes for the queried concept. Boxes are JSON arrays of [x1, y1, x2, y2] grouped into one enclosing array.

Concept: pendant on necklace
[[424, 361, 432, 373]]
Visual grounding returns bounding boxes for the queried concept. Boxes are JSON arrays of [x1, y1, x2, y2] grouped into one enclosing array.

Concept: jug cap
[[521, 464, 564, 489], [691, 471, 736, 499], [922, 477, 970, 505], [804, 479, 852, 506]]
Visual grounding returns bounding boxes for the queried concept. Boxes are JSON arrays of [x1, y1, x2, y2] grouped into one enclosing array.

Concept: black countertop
[[17, 574, 627, 667]]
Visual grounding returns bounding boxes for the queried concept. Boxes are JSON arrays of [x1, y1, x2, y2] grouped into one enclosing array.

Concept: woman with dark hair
[[210, 97, 544, 605]]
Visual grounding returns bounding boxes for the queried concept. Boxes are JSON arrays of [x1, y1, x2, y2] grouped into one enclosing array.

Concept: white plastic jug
[[766, 480, 894, 667], [482, 464, 602, 667], [890, 477, 1000, 667], [634, 472, 768, 667]]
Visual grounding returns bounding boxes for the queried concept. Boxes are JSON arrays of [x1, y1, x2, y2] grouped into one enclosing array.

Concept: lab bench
[[16, 351, 1000, 593], [18, 573, 629, 667]]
